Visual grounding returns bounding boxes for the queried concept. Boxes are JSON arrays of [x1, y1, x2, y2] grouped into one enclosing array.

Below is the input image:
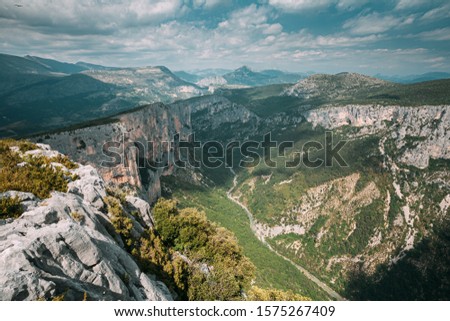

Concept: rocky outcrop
[[0, 146, 172, 301], [38, 102, 191, 203], [284, 72, 391, 100], [304, 104, 450, 168], [173, 95, 259, 140]]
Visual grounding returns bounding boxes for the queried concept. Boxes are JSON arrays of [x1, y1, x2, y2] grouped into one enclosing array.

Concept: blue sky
[[0, 0, 449, 75]]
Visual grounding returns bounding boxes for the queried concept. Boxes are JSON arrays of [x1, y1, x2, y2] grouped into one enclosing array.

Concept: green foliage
[[148, 199, 255, 301], [70, 211, 84, 223], [49, 154, 79, 170], [161, 176, 330, 300], [0, 139, 38, 152], [104, 195, 134, 247], [247, 286, 310, 301], [0, 139, 77, 199], [0, 196, 23, 219], [346, 218, 450, 300]]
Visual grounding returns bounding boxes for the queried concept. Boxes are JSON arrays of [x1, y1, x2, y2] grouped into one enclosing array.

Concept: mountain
[[0, 53, 205, 137], [75, 61, 116, 71], [221, 66, 306, 87], [260, 69, 309, 83], [31, 76, 450, 300], [0, 141, 172, 301], [173, 70, 202, 83], [190, 68, 232, 77], [82, 66, 204, 107], [223, 66, 272, 86], [24, 55, 89, 74], [284, 72, 393, 101], [375, 72, 450, 84]]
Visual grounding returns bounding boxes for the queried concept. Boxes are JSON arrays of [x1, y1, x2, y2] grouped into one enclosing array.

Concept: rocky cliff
[[38, 102, 192, 203], [304, 104, 450, 168], [0, 143, 172, 301]]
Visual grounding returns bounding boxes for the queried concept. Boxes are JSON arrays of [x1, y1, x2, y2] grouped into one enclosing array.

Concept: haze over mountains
[[1, 52, 450, 138]]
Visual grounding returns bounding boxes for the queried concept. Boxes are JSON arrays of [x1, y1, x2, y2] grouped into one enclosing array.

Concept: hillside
[[284, 72, 393, 100], [0, 53, 205, 137], [222, 66, 305, 87]]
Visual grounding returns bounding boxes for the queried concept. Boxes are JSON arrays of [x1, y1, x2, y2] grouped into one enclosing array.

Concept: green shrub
[[0, 196, 23, 219], [0, 139, 76, 199], [137, 198, 256, 300], [104, 195, 134, 247], [247, 286, 310, 301]]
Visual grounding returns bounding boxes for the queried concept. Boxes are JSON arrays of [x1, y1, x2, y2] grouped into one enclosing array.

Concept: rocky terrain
[[38, 102, 192, 203], [2, 64, 449, 300], [283, 72, 392, 100], [0, 143, 172, 301], [305, 104, 450, 168]]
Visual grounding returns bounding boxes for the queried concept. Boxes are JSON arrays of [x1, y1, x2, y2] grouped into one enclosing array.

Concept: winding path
[[226, 170, 345, 301]]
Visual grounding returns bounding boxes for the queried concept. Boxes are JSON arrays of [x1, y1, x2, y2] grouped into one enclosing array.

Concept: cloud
[[268, 0, 368, 11], [336, 0, 369, 10], [416, 27, 450, 41], [396, 0, 446, 10], [192, 0, 231, 9], [0, 0, 188, 34], [0, 1, 448, 74], [268, 0, 335, 11], [343, 12, 414, 35], [420, 3, 450, 20]]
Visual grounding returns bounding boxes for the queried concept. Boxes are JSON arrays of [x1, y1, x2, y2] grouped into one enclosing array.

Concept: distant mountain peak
[[235, 65, 252, 72]]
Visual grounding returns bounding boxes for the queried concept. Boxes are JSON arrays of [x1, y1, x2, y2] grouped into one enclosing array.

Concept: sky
[[0, 0, 449, 75]]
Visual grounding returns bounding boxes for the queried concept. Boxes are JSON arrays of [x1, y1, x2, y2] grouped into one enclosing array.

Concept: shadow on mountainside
[[345, 218, 450, 300]]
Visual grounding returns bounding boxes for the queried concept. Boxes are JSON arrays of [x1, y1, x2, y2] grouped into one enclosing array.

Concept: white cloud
[[0, 2, 447, 74], [192, 0, 230, 9], [420, 4, 450, 20], [396, 0, 444, 10], [336, 0, 369, 10], [343, 12, 415, 35], [268, 0, 335, 11], [268, 0, 368, 11], [0, 0, 188, 34], [416, 27, 450, 41]]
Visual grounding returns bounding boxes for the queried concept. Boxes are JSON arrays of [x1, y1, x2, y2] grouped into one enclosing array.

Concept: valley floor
[[226, 170, 345, 301]]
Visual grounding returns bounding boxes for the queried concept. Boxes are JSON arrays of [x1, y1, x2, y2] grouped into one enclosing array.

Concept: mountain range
[[0, 52, 449, 301]]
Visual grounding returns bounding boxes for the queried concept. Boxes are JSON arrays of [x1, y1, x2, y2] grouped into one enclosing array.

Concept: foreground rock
[[0, 148, 172, 301]]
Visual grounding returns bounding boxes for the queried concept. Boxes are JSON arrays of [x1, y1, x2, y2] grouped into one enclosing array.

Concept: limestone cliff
[[38, 102, 191, 203], [0, 144, 172, 301], [304, 105, 450, 168]]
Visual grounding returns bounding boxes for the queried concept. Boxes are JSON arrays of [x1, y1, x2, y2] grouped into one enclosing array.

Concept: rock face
[[284, 72, 391, 100], [39, 102, 192, 203], [173, 95, 259, 139], [304, 104, 450, 168], [39, 96, 262, 201], [0, 151, 172, 301]]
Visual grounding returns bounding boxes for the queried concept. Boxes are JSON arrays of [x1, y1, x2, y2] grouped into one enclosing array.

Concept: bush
[[139, 198, 256, 300], [0, 196, 23, 219], [247, 286, 310, 301], [0, 139, 77, 199], [104, 195, 134, 248]]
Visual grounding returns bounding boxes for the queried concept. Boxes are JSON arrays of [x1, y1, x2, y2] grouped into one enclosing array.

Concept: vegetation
[[104, 194, 135, 248], [138, 199, 255, 300], [0, 139, 77, 199], [346, 218, 450, 300], [247, 286, 310, 301], [0, 196, 22, 219], [161, 175, 329, 300], [216, 78, 450, 119], [70, 211, 84, 223]]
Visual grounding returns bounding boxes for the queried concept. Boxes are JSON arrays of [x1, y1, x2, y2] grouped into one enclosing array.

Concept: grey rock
[[0, 156, 172, 301]]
